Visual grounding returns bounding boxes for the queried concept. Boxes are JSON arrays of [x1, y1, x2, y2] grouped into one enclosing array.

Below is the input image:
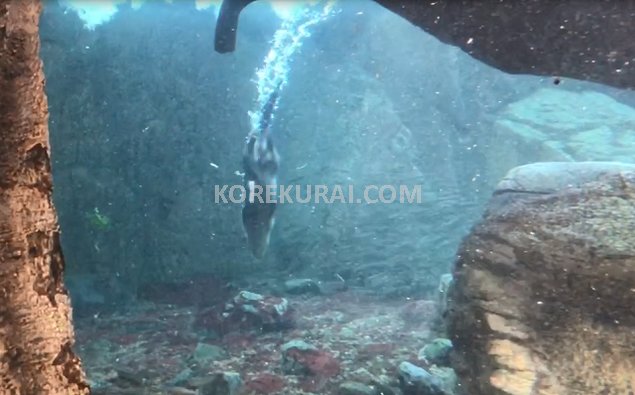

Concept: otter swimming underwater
[[241, 84, 281, 258]]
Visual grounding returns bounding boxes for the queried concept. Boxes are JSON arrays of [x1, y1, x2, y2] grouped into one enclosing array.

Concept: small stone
[[284, 278, 321, 295], [349, 368, 397, 395], [398, 362, 444, 395], [191, 343, 229, 366], [227, 290, 294, 331], [281, 340, 319, 375], [418, 338, 453, 366], [198, 372, 242, 395], [338, 381, 377, 395], [236, 290, 264, 301], [281, 339, 317, 352], [281, 340, 340, 377]]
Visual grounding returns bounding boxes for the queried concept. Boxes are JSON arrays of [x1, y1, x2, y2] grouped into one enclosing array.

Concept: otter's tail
[[259, 81, 283, 133]]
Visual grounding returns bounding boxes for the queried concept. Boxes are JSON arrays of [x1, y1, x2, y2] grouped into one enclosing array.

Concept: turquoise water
[[38, 1, 635, 394]]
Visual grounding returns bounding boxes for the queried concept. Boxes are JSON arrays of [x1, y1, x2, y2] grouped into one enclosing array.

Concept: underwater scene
[[34, 0, 635, 394]]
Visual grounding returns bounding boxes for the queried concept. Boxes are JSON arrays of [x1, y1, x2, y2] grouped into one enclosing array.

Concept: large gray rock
[[447, 162, 635, 395], [495, 161, 635, 195], [482, 89, 635, 184]]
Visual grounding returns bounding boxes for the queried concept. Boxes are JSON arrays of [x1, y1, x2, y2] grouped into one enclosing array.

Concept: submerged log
[[0, 1, 89, 393], [447, 162, 635, 395]]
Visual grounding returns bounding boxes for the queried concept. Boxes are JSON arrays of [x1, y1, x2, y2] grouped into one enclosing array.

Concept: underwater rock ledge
[[446, 161, 635, 395]]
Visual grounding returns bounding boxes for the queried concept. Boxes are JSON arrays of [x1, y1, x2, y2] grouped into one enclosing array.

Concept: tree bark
[[0, 1, 90, 394]]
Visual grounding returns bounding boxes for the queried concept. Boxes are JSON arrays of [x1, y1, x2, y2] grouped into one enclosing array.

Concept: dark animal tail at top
[[214, 0, 257, 53], [259, 81, 283, 133]]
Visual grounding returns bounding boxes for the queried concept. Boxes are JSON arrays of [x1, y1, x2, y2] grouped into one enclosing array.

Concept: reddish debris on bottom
[[244, 373, 286, 394]]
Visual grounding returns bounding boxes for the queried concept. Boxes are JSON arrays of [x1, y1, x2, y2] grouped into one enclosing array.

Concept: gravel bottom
[[76, 288, 440, 395]]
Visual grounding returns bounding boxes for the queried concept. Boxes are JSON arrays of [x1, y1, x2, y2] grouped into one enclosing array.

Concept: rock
[[338, 381, 378, 395], [198, 372, 242, 395], [281, 339, 340, 378], [428, 366, 458, 395], [496, 161, 635, 194], [191, 343, 228, 366], [350, 368, 397, 395], [398, 362, 445, 395], [281, 340, 319, 375], [447, 162, 635, 395], [228, 290, 294, 331], [418, 338, 453, 366], [483, 88, 635, 182], [284, 278, 321, 295], [281, 339, 318, 353]]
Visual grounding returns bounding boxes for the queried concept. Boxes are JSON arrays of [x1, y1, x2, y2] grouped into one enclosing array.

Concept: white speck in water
[[536, 301, 544, 305], [467, 37, 474, 44], [209, 162, 219, 169]]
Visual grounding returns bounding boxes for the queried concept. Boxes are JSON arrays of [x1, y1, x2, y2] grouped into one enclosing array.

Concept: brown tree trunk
[[0, 1, 90, 394]]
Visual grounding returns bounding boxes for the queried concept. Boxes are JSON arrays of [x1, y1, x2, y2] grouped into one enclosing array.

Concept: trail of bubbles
[[248, 1, 338, 133]]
